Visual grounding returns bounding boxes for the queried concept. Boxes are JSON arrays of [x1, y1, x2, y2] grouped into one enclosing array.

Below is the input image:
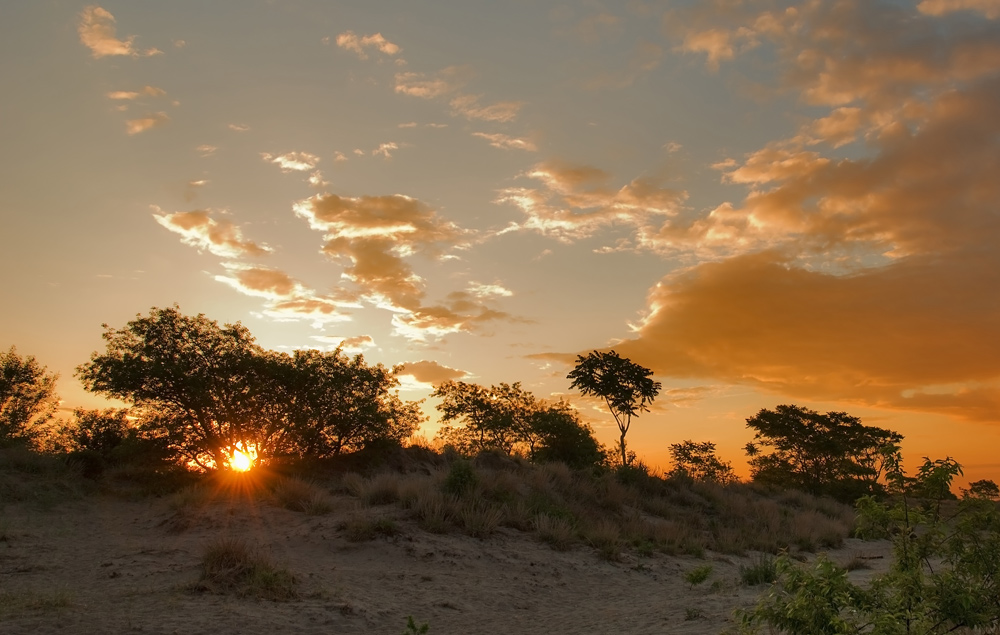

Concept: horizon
[[3, 1, 1000, 486]]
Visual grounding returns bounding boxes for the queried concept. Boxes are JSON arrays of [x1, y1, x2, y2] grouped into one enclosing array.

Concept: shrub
[[684, 564, 713, 587], [739, 554, 777, 586], [442, 459, 478, 496]]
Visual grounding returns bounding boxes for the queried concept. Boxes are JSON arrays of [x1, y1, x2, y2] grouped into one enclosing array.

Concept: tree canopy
[[744, 404, 903, 501], [667, 440, 737, 484], [567, 350, 660, 467], [76, 306, 421, 470], [433, 380, 605, 469], [1, 346, 59, 445]]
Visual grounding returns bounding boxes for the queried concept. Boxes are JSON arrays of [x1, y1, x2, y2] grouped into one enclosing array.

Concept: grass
[[684, 564, 714, 587], [340, 511, 401, 541], [0, 589, 73, 618], [192, 536, 297, 600], [270, 477, 333, 515], [739, 553, 779, 586]]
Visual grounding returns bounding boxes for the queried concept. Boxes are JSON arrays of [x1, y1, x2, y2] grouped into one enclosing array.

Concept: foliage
[[684, 564, 713, 587], [276, 348, 422, 458], [0, 347, 59, 444], [76, 306, 422, 469], [738, 456, 1000, 634], [744, 404, 902, 501], [403, 616, 430, 635], [567, 350, 660, 467], [443, 459, 479, 496], [433, 380, 605, 468], [667, 440, 737, 484], [194, 536, 297, 600], [962, 478, 1000, 501], [739, 554, 778, 586]]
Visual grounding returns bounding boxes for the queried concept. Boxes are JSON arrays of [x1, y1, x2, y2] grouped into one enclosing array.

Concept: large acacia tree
[[77, 306, 421, 469], [567, 350, 661, 467], [744, 404, 903, 501]]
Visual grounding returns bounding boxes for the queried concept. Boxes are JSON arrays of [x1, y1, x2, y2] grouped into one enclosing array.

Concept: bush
[[739, 554, 777, 586], [193, 537, 297, 600]]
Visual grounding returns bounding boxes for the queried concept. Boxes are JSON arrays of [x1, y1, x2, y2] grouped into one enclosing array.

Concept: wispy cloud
[[449, 94, 523, 123], [152, 208, 270, 258], [106, 86, 166, 100], [125, 112, 169, 135], [396, 360, 468, 386], [471, 132, 537, 151], [261, 151, 320, 172], [78, 6, 161, 58]]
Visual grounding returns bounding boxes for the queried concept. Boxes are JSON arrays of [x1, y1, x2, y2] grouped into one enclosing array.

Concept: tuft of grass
[[192, 536, 297, 600], [843, 555, 873, 571], [684, 564, 714, 588], [442, 460, 478, 497], [457, 500, 504, 538], [585, 520, 622, 561], [684, 607, 705, 621], [271, 477, 332, 515], [414, 492, 453, 534], [341, 512, 400, 542], [361, 472, 402, 506], [740, 553, 778, 586], [534, 514, 576, 550]]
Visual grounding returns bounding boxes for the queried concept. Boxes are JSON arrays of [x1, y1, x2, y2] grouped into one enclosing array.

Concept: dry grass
[[270, 477, 332, 515], [340, 510, 401, 542], [192, 536, 297, 600], [0, 589, 73, 619]]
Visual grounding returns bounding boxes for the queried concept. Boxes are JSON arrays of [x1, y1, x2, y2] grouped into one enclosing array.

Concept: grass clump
[[533, 513, 576, 550], [192, 536, 297, 600], [341, 513, 400, 542], [684, 564, 714, 587], [740, 553, 778, 586], [271, 477, 332, 515]]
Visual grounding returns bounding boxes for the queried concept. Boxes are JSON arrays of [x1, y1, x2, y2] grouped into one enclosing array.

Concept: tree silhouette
[[667, 440, 736, 484], [0, 346, 59, 444], [567, 350, 661, 467]]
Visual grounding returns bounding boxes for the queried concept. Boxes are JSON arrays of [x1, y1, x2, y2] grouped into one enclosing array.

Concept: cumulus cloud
[[613, 250, 1000, 422], [396, 360, 468, 385], [498, 160, 687, 242], [373, 142, 399, 158], [472, 132, 537, 151], [214, 264, 354, 327], [78, 6, 161, 58], [125, 112, 169, 135], [152, 208, 271, 258], [336, 31, 401, 59], [293, 192, 513, 339], [261, 151, 320, 172]]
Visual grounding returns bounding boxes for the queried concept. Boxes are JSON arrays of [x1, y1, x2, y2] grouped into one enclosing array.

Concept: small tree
[[528, 402, 606, 469], [567, 350, 661, 467], [667, 440, 737, 484], [744, 404, 902, 501], [0, 346, 60, 445], [433, 381, 538, 455], [962, 479, 1000, 501]]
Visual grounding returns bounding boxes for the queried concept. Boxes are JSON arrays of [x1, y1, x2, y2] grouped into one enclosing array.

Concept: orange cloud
[[449, 94, 523, 122], [336, 31, 401, 59], [107, 86, 166, 100], [153, 208, 270, 258], [125, 112, 169, 135], [396, 360, 468, 385], [613, 250, 1000, 423], [395, 66, 471, 98], [498, 161, 686, 241], [917, 0, 1000, 18], [261, 151, 320, 172], [78, 6, 161, 58]]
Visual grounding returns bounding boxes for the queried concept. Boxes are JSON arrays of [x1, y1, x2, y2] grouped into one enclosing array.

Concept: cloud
[[214, 264, 355, 327], [498, 160, 687, 242], [228, 123, 250, 132], [472, 132, 537, 151], [917, 0, 1000, 18], [395, 66, 471, 98], [449, 94, 524, 122], [613, 250, 1000, 423], [196, 145, 217, 157], [293, 192, 514, 339], [373, 142, 399, 158], [396, 360, 468, 385], [261, 151, 320, 172], [153, 208, 271, 258], [107, 86, 166, 100], [78, 6, 161, 58], [125, 112, 169, 135], [336, 31, 401, 59], [467, 282, 513, 298], [215, 263, 299, 299], [310, 334, 376, 354]]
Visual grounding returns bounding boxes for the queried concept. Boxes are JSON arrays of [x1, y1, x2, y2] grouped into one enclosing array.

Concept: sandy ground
[[0, 487, 892, 635]]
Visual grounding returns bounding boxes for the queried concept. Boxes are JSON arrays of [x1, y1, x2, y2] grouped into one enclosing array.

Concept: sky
[[3, 0, 1000, 483]]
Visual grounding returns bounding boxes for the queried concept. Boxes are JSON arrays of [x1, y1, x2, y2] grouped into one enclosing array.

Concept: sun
[[228, 445, 257, 472]]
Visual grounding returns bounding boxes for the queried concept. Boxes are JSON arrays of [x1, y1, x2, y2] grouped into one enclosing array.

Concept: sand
[[0, 490, 891, 635]]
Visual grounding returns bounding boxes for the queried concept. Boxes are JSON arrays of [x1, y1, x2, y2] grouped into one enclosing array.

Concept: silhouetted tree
[[433, 381, 605, 468], [77, 306, 422, 470], [275, 348, 423, 457], [962, 479, 1000, 501], [667, 440, 737, 484], [0, 346, 59, 445], [567, 350, 661, 467], [744, 404, 902, 501]]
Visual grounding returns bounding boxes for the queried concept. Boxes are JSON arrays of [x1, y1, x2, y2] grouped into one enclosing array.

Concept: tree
[[739, 457, 1000, 634], [433, 381, 538, 456], [433, 381, 605, 468], [76, 306, 422, 470], [1, 346, 59, 444], [744, 404, 902, 501], [666, 440, 737, 484], [567, 350, 661, 467], [275, 348, 423, 457], [962, 479, 1000, 501]]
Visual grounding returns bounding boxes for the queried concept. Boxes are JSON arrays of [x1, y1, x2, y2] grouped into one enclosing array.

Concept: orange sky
[[3, 0, 1000, 486]]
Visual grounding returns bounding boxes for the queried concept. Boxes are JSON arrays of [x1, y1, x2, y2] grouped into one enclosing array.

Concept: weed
[[192, 536, 297, 600], [684, 564, 713, 587], [740, 553, 778, 586], [403, 615, 430, 634], [684, 607, 705, 621]]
